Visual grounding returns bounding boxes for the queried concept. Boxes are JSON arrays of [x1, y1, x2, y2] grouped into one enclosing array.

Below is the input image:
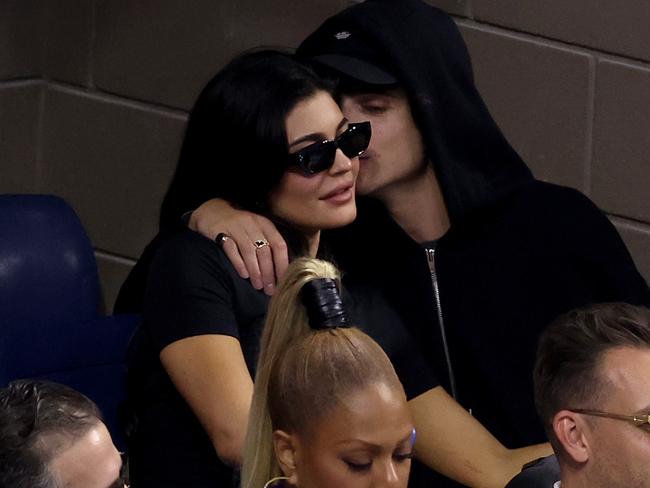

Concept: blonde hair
[[241, 258, 404, 488]]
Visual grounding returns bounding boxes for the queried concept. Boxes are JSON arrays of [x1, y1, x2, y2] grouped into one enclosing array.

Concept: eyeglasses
[[288, 121, 371, 175], [570, 408, 650, 429]]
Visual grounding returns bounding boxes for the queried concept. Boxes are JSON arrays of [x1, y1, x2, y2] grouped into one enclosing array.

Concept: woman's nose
[[374, 460, 401, 488], [328, 148, 354, 174]]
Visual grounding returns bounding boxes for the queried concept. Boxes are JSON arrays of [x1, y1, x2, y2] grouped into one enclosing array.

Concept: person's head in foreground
[[242, 258, 414, 488], [534, 302, 650, 488], [0, 379, 125, 488], [160, 50, 370, 253]]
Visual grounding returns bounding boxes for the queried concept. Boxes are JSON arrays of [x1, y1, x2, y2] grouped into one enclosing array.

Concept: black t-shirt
[[127, 229, 437, 488], [144, 230, 268, 371]]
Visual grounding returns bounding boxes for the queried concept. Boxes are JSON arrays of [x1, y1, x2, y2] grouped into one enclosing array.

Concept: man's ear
[[553, 410, 590, 464], [272, 430, 299, 486]]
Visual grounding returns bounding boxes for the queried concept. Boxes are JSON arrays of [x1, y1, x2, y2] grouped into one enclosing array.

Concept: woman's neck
[[306, 231, 321, 258]]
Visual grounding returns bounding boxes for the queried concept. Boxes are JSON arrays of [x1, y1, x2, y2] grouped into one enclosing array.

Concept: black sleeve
[[344, 282, 440, 400], [504, 455, 560, 488], [114, 230, 174, 314], [557, 187, 650, 306], [143, 230, 240, 352]]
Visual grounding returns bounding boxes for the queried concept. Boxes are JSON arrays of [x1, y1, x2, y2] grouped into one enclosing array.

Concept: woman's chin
[[318, 206, 357, 230], [288, 203, 357, 234]]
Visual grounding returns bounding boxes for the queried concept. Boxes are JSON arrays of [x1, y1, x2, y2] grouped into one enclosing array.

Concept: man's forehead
[[599, 346, 650, 409], [340, 86, 404, 99], [48, 422, 122, 488]]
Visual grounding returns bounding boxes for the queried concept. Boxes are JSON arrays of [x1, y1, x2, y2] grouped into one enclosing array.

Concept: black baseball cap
[[299, 19, 397, 85]]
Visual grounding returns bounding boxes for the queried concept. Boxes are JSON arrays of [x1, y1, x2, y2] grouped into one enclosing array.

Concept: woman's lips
[[320, 183, 355, 204]]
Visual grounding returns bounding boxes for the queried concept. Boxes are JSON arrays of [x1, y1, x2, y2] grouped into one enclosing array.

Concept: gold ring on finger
[[253, 238, 270, 249]]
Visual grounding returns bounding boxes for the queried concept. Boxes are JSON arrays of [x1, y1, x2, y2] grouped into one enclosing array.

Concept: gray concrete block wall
[[0, 0, 42, 79], [460, 27, 593, 191], [2, 1, 649, 309], [592, 60, 650, 222], [41, 0, 95, 85], [0, 82, 43, 193], [40, 86, 187, 258], [471, 1, 650, 63], [93, 0, 348, 110]]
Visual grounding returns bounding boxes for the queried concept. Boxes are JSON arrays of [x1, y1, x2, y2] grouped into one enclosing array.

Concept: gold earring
[[263, 476, 290, 488]]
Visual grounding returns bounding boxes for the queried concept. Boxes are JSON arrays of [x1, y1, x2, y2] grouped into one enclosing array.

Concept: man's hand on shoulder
[[189, 198, 288, 295]]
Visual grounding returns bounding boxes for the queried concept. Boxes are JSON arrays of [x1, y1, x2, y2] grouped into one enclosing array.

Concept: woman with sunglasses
[[125, 50, 378, 488], [123, 50, 549, 488]]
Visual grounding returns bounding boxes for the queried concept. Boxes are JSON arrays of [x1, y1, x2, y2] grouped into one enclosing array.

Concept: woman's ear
[[553, 410, 590, 464], [272, 430, 299, 485]]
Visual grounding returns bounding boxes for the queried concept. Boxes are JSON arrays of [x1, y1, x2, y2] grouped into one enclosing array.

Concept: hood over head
[[298, 0, 533, 222]]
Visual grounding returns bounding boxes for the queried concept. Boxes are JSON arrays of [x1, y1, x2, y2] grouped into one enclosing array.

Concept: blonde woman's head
[[243, 258, 413, 488]]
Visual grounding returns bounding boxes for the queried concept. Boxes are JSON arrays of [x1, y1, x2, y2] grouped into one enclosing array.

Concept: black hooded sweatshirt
[[299, 0, 650, 484]]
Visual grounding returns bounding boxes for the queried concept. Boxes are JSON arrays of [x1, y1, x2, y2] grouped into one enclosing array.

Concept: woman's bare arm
[[160, 334, 254, 466], [409, 387, 552, 488]]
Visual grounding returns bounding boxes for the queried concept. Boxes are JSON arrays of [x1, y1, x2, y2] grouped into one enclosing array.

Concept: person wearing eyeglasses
[[0, 380, 127, 488], [510, 302, 650, 488]]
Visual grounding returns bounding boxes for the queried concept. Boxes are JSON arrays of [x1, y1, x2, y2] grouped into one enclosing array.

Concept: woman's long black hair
[[159, 50, 332, 243]]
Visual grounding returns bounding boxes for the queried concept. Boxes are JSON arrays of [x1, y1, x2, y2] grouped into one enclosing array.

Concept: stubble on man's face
[[584, 347, 650, 488]]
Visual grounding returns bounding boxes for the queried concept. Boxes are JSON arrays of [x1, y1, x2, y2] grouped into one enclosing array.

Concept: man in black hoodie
[[118, 0, 649, 485]]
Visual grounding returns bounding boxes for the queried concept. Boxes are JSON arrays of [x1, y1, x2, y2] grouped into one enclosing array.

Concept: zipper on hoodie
[[425, 245, 458, 400]]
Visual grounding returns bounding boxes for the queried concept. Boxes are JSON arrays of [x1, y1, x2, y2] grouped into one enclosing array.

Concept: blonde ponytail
[[241, 258, 340, 488], [241, 258, 403, 488]]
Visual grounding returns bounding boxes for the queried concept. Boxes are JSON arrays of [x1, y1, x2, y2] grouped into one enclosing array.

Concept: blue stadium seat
[[0, 194, 139, 450]]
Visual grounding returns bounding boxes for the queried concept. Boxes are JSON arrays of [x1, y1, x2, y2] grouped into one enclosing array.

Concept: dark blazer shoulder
[[505, 455, 560, 488]]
